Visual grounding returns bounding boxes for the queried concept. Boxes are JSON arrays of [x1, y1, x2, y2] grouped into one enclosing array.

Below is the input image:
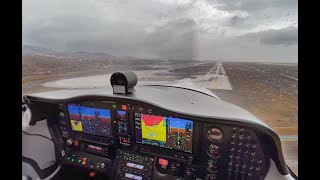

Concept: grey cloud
[[226, 15, 249, 27], [260, 27, 298, 45], [240, 27, 298, 46], [196, 35, 297, 62], [210, 0, 297, 30], [23, 15, 147, 56], [23, 0, 297, 62], [210, 0, 297, 11], [143, 19, 197, 59]]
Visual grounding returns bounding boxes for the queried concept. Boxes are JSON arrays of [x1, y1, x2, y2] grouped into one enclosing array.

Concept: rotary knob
[[205, 174, 217, 180], [169, 162, 182, 175], [206, 159, 218, 173], [207, 128, 223, 142], [207, 144, 220, 158], [185, 167, 196, 179], [66, 138, 73, 146], [59, 111, 65, 118], [100, 163, 105, 168]]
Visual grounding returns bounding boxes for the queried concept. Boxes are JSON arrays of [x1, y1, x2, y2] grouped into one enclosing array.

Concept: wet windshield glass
[[22, 0, 298, 175]]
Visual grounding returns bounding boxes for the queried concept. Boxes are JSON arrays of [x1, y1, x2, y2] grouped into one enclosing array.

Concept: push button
[[74, 140, 79, 146], [82, 158, 87, 165], [100, 163, 105, 168], [89, 171, 95, 177]]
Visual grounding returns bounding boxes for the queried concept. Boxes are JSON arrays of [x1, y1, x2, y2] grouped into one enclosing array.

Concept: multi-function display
[[134, 113, 193, 153]]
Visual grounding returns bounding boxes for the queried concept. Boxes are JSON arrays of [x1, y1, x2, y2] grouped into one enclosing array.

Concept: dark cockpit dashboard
[[23, 85, 291, 180]]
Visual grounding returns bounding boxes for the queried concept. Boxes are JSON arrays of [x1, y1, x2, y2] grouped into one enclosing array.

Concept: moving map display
[[135, 113, 193, 153], [67, 104, 113, 138]]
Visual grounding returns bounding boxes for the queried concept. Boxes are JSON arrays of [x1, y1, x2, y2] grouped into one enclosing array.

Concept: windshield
[[22, 0, 298, 175]]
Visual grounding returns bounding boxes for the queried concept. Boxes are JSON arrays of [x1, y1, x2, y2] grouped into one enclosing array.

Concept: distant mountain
[[23, 45, 59, 55], [67, 51, 118, 60], [22, 45, 120, 60]]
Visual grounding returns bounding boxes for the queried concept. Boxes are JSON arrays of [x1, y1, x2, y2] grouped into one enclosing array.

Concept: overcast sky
[[23, 0, 298, 62]]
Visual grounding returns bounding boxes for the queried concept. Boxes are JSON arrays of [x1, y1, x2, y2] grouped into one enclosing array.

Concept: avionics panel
[[134, 113, 193, 153], [31, 85, 274, 179], [67, 104, 113, 138], [116, 150, 153, 180]]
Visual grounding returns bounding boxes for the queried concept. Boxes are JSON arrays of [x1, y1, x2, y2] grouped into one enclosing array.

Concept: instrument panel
[[55, 100, 270, 180]]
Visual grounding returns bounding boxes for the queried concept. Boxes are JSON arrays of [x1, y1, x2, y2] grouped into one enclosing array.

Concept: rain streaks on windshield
[[23, 0, 298, 175]]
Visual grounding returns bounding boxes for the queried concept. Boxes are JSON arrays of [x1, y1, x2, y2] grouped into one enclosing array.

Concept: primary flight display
[[67, 104, 113, 138]]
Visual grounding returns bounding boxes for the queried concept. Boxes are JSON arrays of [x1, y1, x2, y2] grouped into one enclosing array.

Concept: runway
[[43, 62, 233, 90]]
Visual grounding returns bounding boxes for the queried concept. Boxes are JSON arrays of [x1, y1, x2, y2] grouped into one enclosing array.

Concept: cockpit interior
[[22, 71, 297, 180]]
